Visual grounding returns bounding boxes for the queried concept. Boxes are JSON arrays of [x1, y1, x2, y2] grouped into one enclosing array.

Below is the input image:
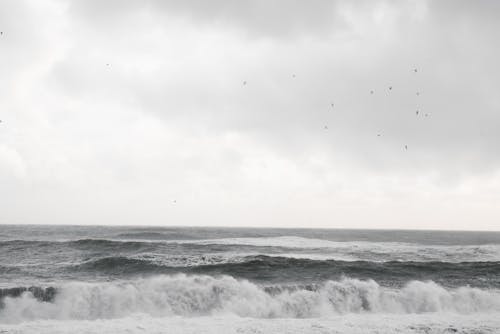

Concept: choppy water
[[1, 225, 500, 333]]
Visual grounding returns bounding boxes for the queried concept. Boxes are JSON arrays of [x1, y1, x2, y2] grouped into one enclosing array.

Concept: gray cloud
[[69, 0, 348, 39], [0, 0, 499, 229]]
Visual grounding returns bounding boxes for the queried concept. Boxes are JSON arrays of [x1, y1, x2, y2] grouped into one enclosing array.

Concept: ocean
[[1, 225, 500, 333]]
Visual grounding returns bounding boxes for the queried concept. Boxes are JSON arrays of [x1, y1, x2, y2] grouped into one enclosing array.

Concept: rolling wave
[[67, 255, 500, 288], [1, 275, 499, 323]]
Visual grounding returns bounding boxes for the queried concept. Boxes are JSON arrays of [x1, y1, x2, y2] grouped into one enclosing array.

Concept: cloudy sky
[[0, 0, 499, 230]]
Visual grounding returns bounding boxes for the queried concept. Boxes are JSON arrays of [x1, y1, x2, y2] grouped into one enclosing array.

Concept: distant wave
[[2, 237, 500, 263], [0, 265, 22, 275], [115, 231, 201, 240], [1, 275, 499, 323], [67, 255, 500, 288], [176, 236, 500, 262]]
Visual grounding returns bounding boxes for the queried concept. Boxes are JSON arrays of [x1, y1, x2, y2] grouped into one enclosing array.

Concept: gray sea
[[1, 225, 500, 333]]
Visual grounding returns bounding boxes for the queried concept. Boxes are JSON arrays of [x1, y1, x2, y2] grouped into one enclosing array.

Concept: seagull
[[377, 134, 381, 137], [389, 86, 393, 91]]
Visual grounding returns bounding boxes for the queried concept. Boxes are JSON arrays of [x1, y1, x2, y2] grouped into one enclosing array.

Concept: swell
[[70, 255, 500, 288], [0, 275, 499, 323]]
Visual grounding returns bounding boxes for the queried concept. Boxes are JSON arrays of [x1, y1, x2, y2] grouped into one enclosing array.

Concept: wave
[[68, 255, 500, 288], [73, 253, 249, 273], [115, 231, 200, 240], [2, 237, 500, 263], [176, 236, 500, 262], [0, 265, 22, 275], [0, 275, 499, 323]]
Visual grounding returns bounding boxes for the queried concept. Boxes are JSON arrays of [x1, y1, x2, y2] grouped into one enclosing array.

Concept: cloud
[[69, 0, 349, 39], [0, 0, 499, 229]]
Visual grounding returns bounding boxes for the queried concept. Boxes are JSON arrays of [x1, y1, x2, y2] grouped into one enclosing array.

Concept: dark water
[[2, 225, 500, 288]]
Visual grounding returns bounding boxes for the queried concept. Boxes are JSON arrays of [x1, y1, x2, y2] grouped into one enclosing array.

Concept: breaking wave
[[1, 275, 499, 323]]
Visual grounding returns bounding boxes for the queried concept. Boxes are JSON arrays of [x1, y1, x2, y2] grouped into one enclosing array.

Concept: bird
[[416, 110, 419, 116], [377, 134, 381, 137], [414, 68, 417, 73], [370, 90, 374, 94], [330, 103, 334, 108], [292, 74, 296, 78], [172, 200, 177, 204], [0, 32, 3, 35], [243, 81, 247, 85], [324, 125, 328, 130], [389, 86, 393, 90], [416, 92, 420, 96], [405, 145, 408, 150]]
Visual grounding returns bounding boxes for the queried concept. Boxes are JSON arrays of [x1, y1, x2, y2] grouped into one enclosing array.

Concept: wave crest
[[1, 275, 499, 323]]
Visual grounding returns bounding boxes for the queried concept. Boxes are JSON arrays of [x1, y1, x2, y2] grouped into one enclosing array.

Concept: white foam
[[1, 275, 499, 324], [1, 313, 500, 334]]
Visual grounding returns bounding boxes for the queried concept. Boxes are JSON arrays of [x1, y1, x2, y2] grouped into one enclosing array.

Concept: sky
[[0, 0, 499, 230]]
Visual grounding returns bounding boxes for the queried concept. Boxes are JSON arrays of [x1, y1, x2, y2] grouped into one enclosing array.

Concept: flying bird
[[404, 145, 408, 150], [414, 68, 417, 73], [416, 110, 419, 116], [377, 134, 381, 137], [331, 103, 334, 108], [389, 86, 393, 90]]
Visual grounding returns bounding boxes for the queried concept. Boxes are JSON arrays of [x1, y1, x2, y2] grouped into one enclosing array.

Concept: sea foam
[[1, 275, 499, 323]]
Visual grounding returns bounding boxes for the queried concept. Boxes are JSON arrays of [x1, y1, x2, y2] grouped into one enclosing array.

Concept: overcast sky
[[0, 0, 499, 230]]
